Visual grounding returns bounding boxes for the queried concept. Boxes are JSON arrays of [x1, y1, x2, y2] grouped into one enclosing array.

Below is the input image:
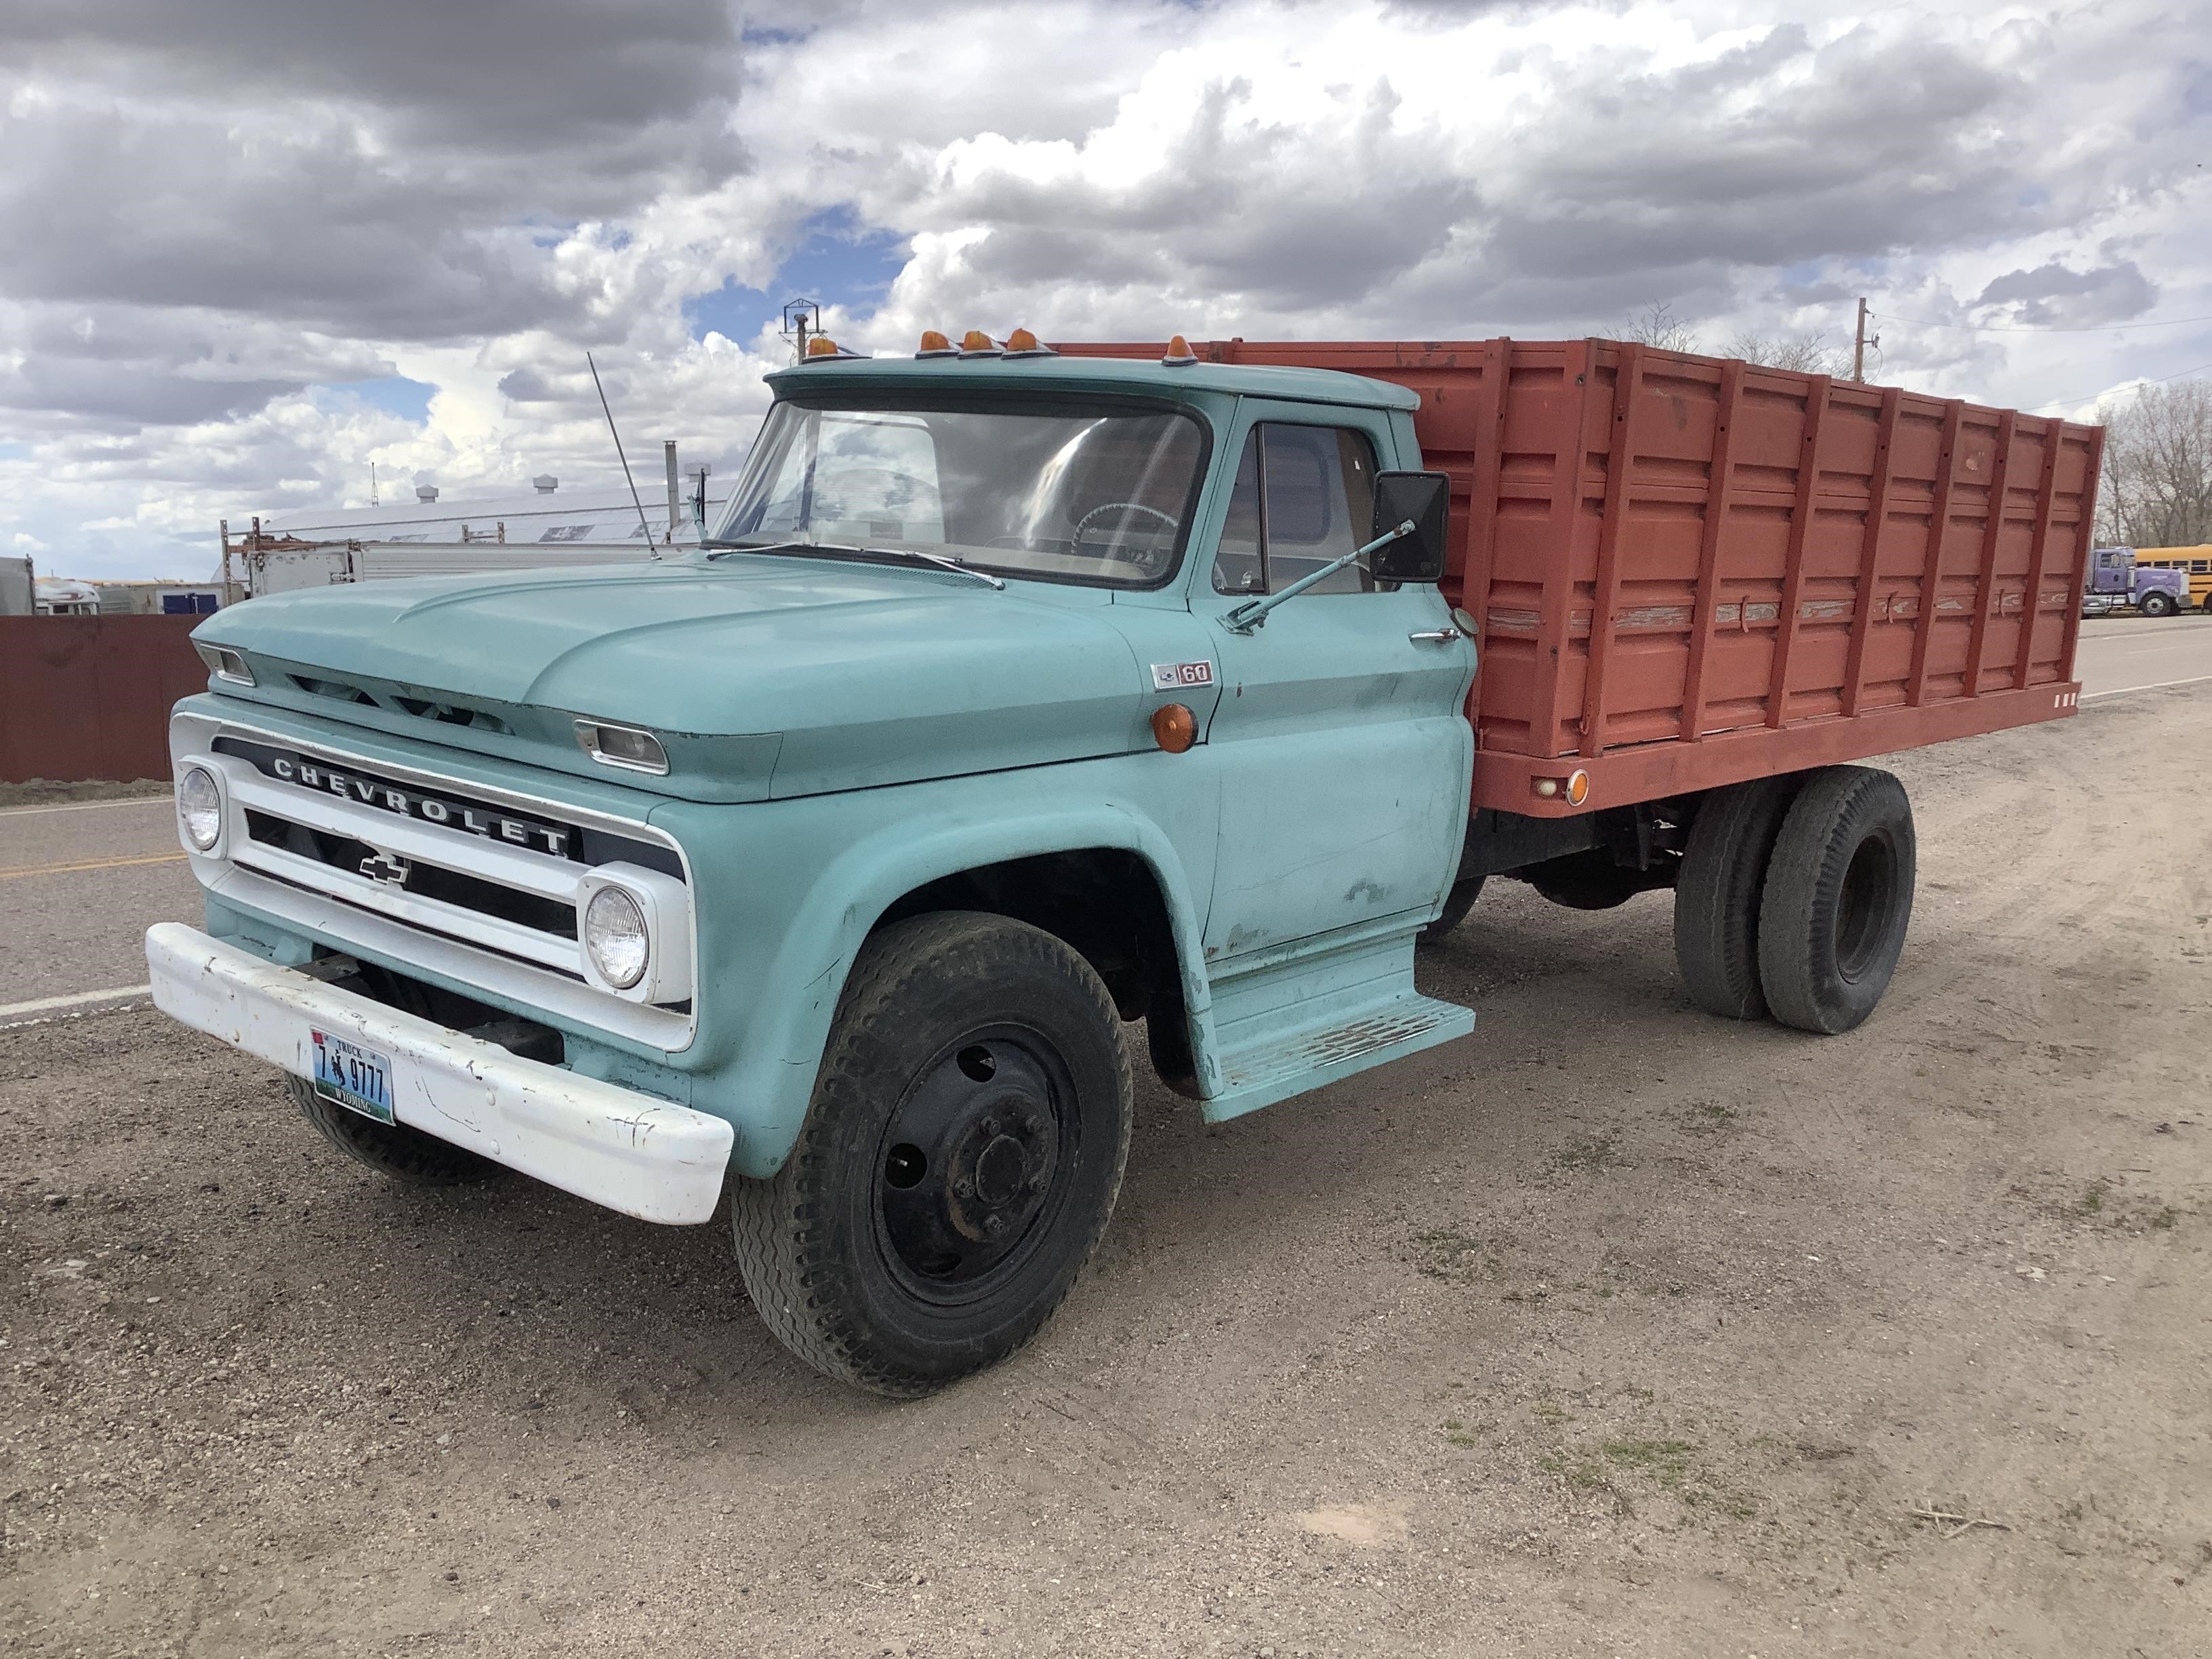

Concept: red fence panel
[[0, 615, 207, 783]]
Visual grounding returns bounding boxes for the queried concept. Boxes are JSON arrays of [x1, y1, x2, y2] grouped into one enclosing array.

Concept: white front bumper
[[144, 923, 733, 1224]]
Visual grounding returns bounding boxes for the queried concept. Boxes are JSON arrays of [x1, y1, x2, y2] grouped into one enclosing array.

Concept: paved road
[[0, 795, 199, 1012], [2075, 611, 2212, 699], [5, 613, 2209, 1016]]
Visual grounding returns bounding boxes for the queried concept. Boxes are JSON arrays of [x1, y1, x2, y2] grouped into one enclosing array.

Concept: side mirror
[[1371, 472, 1451, 583]]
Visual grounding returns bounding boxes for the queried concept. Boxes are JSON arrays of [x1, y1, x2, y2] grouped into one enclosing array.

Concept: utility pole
[[1851, 298, 1870, 383]]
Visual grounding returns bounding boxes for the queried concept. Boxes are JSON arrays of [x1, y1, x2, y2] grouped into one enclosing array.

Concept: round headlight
[[178, 765, 222, 852], [583, 885, 649, 990]]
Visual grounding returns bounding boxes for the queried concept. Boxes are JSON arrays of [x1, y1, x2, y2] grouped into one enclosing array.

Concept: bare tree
[[2095, 377, 2212, 548], [1721, 329, 1849, 377], [1609, 301, 1702, 353], [1606, 305, 1849, 375]]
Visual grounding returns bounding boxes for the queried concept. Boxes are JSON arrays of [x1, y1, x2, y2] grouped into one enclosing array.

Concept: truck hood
[[197, 557, 1158, 800]]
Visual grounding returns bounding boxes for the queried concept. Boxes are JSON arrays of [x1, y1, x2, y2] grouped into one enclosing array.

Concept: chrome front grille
[[173, 715, 697, 1049]]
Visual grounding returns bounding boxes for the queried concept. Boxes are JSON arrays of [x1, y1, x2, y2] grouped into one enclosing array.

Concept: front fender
[[650, 756, 1221, 1178]]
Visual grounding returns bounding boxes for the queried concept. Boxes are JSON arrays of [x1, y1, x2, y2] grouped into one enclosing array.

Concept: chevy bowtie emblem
[[359, 851, 413, 886]]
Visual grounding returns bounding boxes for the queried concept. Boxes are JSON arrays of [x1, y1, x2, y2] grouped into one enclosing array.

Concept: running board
[[1200, 920, 1475, 1124]]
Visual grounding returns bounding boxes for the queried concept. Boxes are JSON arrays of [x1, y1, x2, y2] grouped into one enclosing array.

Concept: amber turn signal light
[[1151, 703, 1197, 753], [1532, 768, 1591, 805]]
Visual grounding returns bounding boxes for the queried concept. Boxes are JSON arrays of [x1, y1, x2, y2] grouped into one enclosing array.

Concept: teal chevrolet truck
[[150, 329, 2014, 1394], [148, 334, 1479, 1394]]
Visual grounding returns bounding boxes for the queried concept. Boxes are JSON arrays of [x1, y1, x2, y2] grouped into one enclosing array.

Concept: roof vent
[[533, 474, 558, 495], [415, 484, 440, 503]]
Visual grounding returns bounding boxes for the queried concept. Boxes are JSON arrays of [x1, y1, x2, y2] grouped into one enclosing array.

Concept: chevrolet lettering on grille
[[268, 755, 574, 859]]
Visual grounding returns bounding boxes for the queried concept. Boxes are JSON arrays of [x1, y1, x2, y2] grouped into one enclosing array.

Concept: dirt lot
[[5, 685, 2208, 1658]]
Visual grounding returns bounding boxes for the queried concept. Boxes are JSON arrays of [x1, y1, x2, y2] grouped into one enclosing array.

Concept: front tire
[[2139, 591, 2176, 618], [731, 912, 1133, 1397], [1755, 766, 1916, 1034]]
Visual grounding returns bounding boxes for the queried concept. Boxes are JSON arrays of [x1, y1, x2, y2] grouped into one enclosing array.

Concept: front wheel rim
[[870, 1025, 1078, 1306]]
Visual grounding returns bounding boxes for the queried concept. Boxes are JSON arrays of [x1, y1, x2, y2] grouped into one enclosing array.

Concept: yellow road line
[[0, 851, 190, 880]]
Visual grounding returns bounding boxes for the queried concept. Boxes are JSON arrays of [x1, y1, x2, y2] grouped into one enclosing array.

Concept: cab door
[[1196, 407, 1475, 961]]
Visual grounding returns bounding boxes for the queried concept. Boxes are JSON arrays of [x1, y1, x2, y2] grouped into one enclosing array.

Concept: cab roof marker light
[[1002, 327, 1057, 359], [800, 335, 861, 363], [958, 330, 1002, 359], [916, 330, 958, 358], [1162, 334, 1200, 367]]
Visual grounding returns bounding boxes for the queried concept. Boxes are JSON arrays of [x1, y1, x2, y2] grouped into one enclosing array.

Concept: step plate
[[1205, 992, 1475, 1124]]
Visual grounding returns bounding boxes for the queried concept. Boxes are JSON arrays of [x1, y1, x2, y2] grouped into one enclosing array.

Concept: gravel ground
[[3, 685, 2208, 1657]]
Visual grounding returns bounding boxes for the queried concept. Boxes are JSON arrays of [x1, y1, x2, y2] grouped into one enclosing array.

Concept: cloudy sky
[[3, 0, 2208, 579]]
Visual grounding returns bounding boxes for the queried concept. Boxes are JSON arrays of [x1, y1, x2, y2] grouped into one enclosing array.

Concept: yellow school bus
[[2135, 546, 2212, 613]]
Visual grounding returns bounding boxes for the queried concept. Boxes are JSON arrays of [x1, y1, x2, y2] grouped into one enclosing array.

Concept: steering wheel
[[1071, 501, 1181, 565]]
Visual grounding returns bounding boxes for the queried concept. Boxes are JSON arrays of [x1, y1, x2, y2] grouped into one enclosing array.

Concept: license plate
[[310, 1029, 396, 1124]]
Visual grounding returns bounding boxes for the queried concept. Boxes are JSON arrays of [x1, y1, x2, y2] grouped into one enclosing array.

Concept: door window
[[1212, 424, 1379, 596]]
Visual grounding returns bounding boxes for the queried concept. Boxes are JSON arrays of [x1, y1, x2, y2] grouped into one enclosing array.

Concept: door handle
[[1407, 628, 1459, 643]]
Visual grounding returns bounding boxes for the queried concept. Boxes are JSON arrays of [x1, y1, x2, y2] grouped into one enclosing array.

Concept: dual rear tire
[[1674, 766, 1916, 1034]]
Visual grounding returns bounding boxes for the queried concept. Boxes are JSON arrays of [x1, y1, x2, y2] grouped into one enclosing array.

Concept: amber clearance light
[[1532, 768, 1591, 805], [1151, 703, 1197, 754]]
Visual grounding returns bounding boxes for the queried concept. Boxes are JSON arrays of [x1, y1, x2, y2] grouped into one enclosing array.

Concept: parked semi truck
[[2083, 545, 2189, 617], [146, 331, 2101, 1395]]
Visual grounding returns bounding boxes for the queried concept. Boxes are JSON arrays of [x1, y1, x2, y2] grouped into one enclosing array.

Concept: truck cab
[[148, 337, 1479, 1394], [2086, 545, 2188, 617]]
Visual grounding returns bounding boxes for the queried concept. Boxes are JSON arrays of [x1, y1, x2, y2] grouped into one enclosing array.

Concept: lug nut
[[984, 1214, 1005, 1235], [951, 1176, 974, 1199]]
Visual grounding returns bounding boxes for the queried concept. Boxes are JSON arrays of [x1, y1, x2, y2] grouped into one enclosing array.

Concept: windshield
[[708, 394, 1207, 587]]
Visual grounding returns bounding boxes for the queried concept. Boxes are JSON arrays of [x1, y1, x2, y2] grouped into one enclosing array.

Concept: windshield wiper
[[702, 538, 1004, 590]]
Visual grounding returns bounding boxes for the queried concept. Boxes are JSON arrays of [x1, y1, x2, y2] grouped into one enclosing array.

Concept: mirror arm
[[1220, 520, 1414, 634]]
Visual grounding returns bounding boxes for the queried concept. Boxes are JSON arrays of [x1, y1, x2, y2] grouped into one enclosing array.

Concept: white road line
[[0, 984, 153, 1023], [0, 796, 173, 819], [2077, 638, 2212, 657], [2081, 674, 2212, 702]]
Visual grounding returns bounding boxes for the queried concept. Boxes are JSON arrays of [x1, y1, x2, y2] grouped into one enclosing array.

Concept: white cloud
[[1, 0, 2208, 575]]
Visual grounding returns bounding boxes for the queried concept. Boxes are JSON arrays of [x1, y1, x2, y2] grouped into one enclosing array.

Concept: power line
[[2025, 357, 2212, 412], [1877, 308, 2212, 335]]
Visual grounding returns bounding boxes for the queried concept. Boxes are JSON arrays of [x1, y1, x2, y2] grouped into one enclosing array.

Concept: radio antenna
[[587, 352, 656, 550]]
